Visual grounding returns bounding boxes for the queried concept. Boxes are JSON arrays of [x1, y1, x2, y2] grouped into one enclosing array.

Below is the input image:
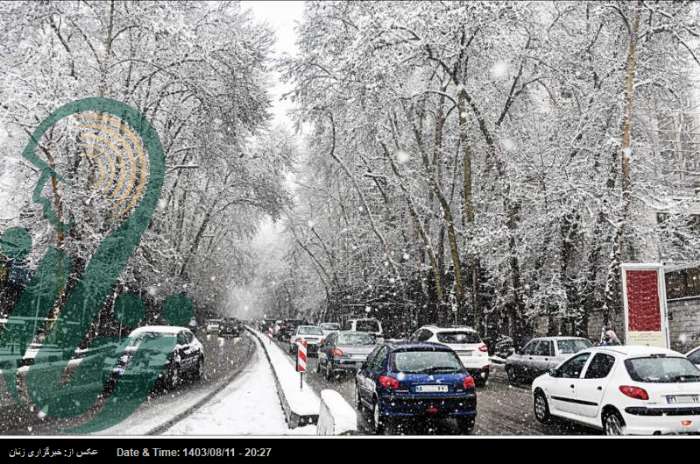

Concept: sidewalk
[[163, 336, 315, 435]]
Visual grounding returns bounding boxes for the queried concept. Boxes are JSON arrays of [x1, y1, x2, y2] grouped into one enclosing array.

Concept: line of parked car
[[261, 316, 700, 435]]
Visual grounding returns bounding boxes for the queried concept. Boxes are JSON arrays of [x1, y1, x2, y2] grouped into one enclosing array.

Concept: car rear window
[[625, 356, 700, 383], [298, 326, 323, 335], [338, 332, 375, 345], [436, 331, 481, 344], [356, 320, 379, 332], [557, 339, 593, 354], [392, 350, 463, 374], [321, 323, 341, 330]]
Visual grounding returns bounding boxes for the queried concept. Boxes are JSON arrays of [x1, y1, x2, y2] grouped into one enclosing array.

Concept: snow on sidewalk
[[250, 328, 320, 418], [163, 337, 315, 435]]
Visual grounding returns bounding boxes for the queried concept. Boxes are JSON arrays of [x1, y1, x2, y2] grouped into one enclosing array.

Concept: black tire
[[602, 409, 625, 436], [372, 399, 386, 434], [506, 366, 519, 385], [354, 382, 364, 412], [193, 357, 204, 381], [456, 417, 475, 434], [533, 389, 551, 424], [167, 364, 180, 390]]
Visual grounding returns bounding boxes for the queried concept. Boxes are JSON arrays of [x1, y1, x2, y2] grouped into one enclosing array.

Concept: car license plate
[[415, 385, 448, 393], [458, 351, 473, 357], [667, 395, 700, 404]]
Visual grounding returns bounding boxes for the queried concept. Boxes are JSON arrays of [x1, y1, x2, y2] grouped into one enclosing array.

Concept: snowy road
[[271, 339, 598, 435], [163, 336, 315, 435]]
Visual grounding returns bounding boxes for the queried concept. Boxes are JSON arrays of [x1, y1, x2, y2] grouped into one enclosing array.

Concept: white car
[[289, 325, 324, 356], [319, 322, 341, 336], [409, 325, 490, 386], [687, 346, 700, 369], [345, 318, 383, 339], [532, 345, 700, 435]]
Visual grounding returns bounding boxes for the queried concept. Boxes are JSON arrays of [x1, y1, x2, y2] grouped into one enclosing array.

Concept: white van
[[345, 318, 383, 338]]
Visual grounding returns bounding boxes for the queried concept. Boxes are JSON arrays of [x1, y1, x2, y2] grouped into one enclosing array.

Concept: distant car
[[506, 336, 593, 384], [355, 341, 477, 434], [205, 319, 222, 334], [103, 326, 204, 392], [410, 326, 490, 386], [219, 318, 241, 337], [346, 318, 383, 338], [532, 345, 700, 435], [289, 325, 324, 356], [687, 346, 700, 369], [319, 322, 341, 336], [317, 331, 376, 379], [278, 319, 305, 342]]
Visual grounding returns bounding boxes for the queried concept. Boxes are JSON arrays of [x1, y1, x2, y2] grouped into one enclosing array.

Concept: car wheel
[[603, 409, 625, 436], [456, 417, 475, 434], [354, 383, 363, 412], [372, 399, 386, 434], [533, 390, 551, 424], [193, 357, 204, 381], [506, 366, 519, 385], [167, 364, 180, 390]]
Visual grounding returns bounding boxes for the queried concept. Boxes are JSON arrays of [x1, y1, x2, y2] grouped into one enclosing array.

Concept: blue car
[[355, 341, 477, 434]]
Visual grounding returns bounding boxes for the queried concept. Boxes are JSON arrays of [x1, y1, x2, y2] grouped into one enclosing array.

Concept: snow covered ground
[[163, 336, 315, 435]]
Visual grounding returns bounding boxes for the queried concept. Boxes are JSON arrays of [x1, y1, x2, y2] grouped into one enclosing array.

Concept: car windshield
[[127, 332, 174, 347], [298, 326, 323, 335], [625, 356, 700, 383], [436, 331, 481, 344], [321, 323, 341, 330], [338, 332, 375, 345], [356, 320, 379, 332], [393, 350, 463, 374], [557, 339, 593, 354]]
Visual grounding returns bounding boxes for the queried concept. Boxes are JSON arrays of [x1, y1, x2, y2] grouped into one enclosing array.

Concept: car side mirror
[[548, 368, 559, 377]]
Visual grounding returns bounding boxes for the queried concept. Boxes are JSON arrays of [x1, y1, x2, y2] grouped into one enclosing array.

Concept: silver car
[[317, 330, 376, 380], [505, 336, 592, 384]]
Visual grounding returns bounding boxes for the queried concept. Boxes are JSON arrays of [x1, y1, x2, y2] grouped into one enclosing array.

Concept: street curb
[[245, 326, 318, 429], [145, 333, 256, 435]]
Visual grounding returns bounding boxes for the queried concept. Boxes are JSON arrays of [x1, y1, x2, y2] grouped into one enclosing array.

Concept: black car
[[102, 326, 204, 392], [220, 318, 242, 337]]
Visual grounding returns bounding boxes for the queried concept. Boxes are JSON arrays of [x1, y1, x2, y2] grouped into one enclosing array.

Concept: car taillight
[[463, 375, 476, 390], [332, 348, 344, 358], [478, 344, 488, 352], [619, 385, 649, 400], [378, 375, 400, 390]]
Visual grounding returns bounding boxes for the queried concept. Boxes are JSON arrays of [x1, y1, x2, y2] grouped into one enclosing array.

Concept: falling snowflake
[[490, 60, 510, 80], [147, 286, 158, 297], [501, 138, 516, 152], [365, 306, 372, 313], [158, 199, 167, 209], [210, 276, 216, 282], [395, 150, 410, 164], [389, 277, 395, 284], [307, 220, 315, 228], [402, 253, 410, 260]]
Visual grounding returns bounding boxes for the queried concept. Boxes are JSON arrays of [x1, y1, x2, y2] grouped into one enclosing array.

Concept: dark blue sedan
[[355, 341, 477, 434]]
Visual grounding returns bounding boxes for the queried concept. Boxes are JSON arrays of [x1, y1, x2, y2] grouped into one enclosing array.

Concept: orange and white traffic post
[[296, 340, 307, 390]]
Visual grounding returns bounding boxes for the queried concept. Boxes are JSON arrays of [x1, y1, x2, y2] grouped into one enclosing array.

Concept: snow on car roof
[[590, 345, 682, 357], [129, 325, 185, 336], [424, 325, 477, 332]]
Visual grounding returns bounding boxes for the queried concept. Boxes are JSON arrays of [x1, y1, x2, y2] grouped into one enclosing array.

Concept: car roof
[[129, 325, 185, 336], [383, 341, 453, 352], [421, 325, 477, 333], [528, 336, 591, 341], [297, 325, 321, 329], [583, 345, 684, 357]]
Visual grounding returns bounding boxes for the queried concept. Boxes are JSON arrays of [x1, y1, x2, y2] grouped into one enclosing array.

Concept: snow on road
[[163, 337, 315, 435]]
